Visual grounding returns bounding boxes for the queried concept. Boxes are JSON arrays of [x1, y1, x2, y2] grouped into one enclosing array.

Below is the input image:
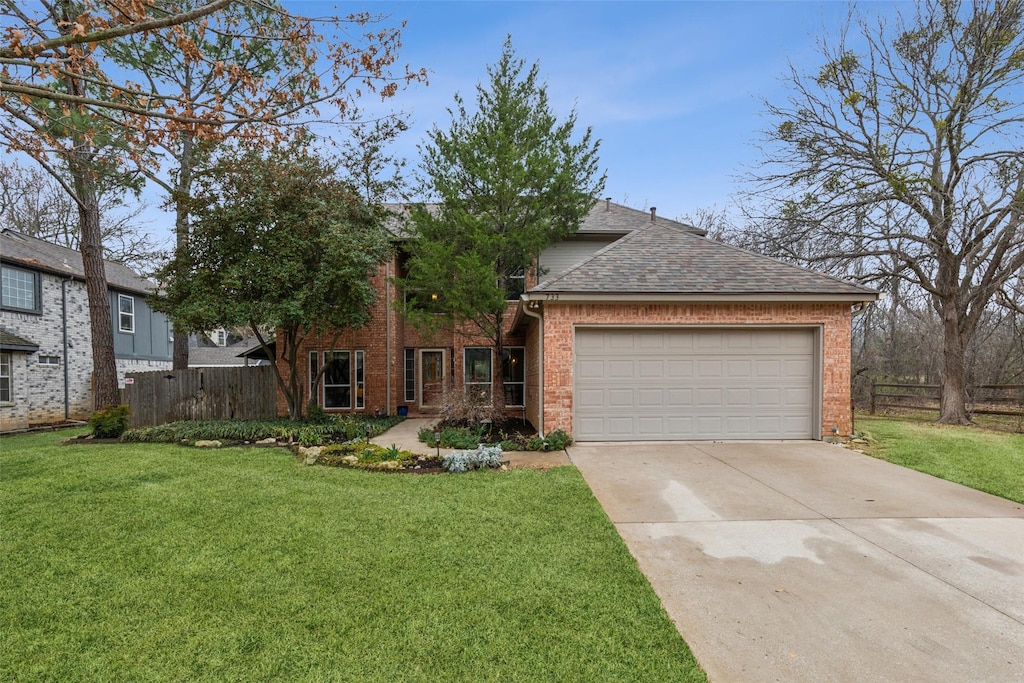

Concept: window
[[503, 347, 525, 407], [355, 350, 365, 410], [1, 265, 40, 313], [404, 348, 416, 402], [38, 355, 60, 366], [464, 347, 492, 401], [504, 266, 526, 301], [118, 294, 135, 333], [0, 352, 10, 402], [309, 351, 319, 403], [323, 351, 351, 409]]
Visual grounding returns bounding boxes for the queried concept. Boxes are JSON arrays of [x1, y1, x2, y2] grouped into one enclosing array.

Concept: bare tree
[[0, 161, 164, 272], [749, 0, 1024, 424]]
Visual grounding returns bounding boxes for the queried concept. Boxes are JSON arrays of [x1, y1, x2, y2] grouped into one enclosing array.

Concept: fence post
[[870, 381, 876, 415]]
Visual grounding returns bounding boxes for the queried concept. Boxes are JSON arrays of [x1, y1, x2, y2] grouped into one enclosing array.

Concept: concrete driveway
[[570, 441, 1024, 682]]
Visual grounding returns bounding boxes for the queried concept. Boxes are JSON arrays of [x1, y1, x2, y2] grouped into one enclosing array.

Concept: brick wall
[[538, 302, 854, 439]]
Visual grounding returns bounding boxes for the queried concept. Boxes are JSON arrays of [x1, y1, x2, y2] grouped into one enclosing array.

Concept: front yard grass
[[0, 430, 705, 682], [857, 416, 1024, 504]]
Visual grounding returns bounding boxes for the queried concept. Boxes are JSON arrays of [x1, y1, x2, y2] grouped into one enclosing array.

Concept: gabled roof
[[381, 199, 700, 239], [529, 223, 876, 300], [0, 328, 39, 352], [0, 229, 155, 295]]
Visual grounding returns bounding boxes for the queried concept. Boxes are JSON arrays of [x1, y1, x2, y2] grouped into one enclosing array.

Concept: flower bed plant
[[122, 415, 404, 447], [419, 425, 572, 452]]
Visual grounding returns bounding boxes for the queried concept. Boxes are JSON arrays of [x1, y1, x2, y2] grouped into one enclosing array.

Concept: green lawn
[[857, 417, 1024, 504], [0, 430, 704, 682]]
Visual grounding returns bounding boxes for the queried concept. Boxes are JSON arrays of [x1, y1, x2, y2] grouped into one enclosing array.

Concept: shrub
[[90, 404, 131, 439], [442, 444, 503, 473], [544, 429, 573, 450], [306, 402, 330, 424], [121, 415, 405, 446], [435, 384, 504, 428]]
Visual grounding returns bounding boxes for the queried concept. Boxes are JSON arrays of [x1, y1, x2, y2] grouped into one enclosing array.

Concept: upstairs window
[[1, 265, 40, 313], [504, 266, 526, 301], [118, 295, 135, 333]]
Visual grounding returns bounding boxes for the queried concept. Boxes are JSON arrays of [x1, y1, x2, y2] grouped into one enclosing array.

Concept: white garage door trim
[[573, 326, 822, 441]]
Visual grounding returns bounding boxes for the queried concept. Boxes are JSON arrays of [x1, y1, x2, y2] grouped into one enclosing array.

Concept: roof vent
[[605, 197, 611, 211], [650, 207, 657, 222]]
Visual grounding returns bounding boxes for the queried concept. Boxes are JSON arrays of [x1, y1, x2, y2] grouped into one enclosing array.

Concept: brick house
[[283, 200, 877, 441], [0, 230, 172, 431]]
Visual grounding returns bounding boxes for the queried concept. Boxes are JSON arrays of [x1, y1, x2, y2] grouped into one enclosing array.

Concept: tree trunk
[[172, 132, 195, 369], [74, 168, 120, 409], [937, 296, 971, 424]]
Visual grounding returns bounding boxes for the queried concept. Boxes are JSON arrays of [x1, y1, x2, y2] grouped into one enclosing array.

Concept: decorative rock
[[342, 455, 359, 465], [195, 440, 222, 448], [375, 460, 400, 470], [256, 437, 277, 446], [298, 446, 322, 465]]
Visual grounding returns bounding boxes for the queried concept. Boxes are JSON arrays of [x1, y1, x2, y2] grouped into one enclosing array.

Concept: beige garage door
[[574, 328, 817, 441]]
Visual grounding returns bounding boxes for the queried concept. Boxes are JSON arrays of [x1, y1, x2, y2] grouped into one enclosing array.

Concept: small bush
[[305, 402, 330, 424], [544, 429, 573, 450], [121, 415, 405, 446], [443, 444, 503, 473], [90, 404, 131, 439]]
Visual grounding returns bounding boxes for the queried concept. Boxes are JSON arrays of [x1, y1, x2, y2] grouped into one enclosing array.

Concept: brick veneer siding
[[538, 302, 855, 439], [275, 259, 529, 420]]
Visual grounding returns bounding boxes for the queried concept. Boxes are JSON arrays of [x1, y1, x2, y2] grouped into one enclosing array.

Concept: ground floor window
[[309, 351, 319, 403], [503, 347, 525, 407], [404, 348, 416, 402], [323, 351, 352, 409], [0, 352, 10, 402], [464, 347, 492, 401]]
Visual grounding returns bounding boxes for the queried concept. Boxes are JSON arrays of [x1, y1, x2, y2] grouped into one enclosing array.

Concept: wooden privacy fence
[[121, 366, 278, 428], [870, 382, 1024, 418]]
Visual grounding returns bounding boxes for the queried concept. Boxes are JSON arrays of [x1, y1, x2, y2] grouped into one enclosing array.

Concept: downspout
[[521, 298, 544, 435], [385, 260, 392, 416], [62, 277, 72, 420]]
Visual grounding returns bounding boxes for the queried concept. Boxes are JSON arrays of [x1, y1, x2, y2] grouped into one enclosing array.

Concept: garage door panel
[[575, 328, 817, 441]]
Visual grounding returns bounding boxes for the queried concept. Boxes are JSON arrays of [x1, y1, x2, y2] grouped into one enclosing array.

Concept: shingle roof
[[0, 229, 155, 294], [188, 345, 262, 367], [531, 223, 875, 297], [381, 199, 699, 239], [0, 328, 39, 352]]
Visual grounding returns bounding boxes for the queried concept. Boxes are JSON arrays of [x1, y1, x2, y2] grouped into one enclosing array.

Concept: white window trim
[[118, 294, 135, 333], [0, 351, 11, 403], [355, 350, 365, 410], [503, 347, 526, 408], [464, 347, 493, 401], [322, 350, 352, 410]]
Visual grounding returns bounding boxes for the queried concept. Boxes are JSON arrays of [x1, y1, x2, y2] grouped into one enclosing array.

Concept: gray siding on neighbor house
[[538, 236, 624, 283], [110, 290, 173, 361]]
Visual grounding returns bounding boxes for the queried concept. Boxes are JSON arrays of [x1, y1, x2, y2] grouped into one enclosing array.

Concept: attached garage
[[574, 327, 817, 441]]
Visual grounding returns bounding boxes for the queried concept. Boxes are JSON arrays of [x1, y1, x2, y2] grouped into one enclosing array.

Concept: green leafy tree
[[750, 0, 1024, 424], [402, 37, 604, 413], [155, 142, 391, 419]]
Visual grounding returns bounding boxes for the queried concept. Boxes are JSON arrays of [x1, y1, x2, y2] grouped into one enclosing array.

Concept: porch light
[[430, 292, 438, 301]]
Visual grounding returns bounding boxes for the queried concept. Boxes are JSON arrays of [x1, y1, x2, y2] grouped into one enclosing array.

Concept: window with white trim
[[504, 266, 526, 301], [1, 265, 40, 313], [354, 350, 365, 410], [323, 351, 351, 409], [404, 348, 416, 402], [464, 347, 492, 401], [503, 347, 525, 407], [309, 351, 319, 403], [38, 355, 60, 366], [0, 352, 11, 402], [118, 294, 135, 333]]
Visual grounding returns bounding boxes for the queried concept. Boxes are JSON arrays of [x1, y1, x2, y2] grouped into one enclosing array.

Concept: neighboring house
[[280, 200, 878, 441], [0, 229, 172, 431], [189, 344, 270, 368]]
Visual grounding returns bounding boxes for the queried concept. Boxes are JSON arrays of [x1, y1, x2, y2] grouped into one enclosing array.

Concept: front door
[[419, 349, 445, 409]]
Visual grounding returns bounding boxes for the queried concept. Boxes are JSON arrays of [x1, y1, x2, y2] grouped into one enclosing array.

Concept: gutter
[[62, 276, 72, 420], [520, 300, 544, 435]]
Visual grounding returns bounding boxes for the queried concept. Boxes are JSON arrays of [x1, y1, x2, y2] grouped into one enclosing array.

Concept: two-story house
[[0, 230, 173, 431], [281, 200, 878, 441]]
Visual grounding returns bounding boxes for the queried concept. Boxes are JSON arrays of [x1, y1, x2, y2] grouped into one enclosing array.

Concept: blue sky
[[6, 1, 897, 243], [312, 0, 862, 222]]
